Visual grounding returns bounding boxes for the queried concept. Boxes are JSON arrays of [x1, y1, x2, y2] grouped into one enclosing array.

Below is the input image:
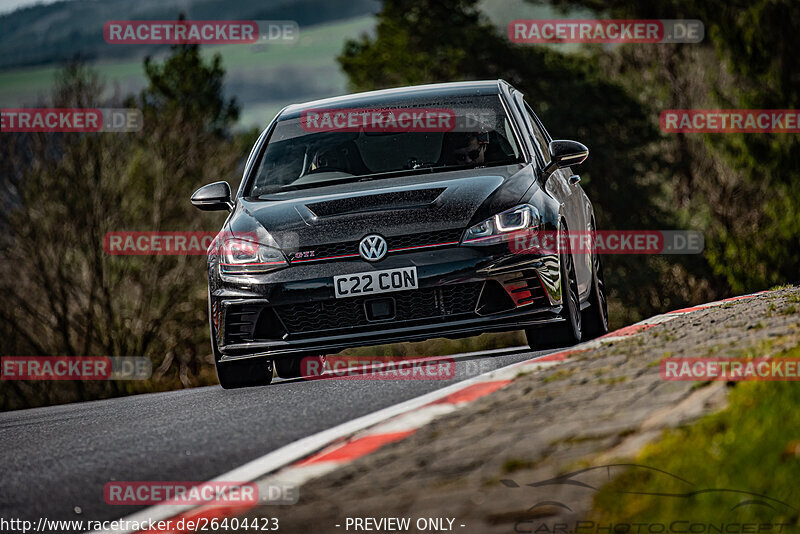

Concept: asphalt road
[[0, 346, 554, 529]]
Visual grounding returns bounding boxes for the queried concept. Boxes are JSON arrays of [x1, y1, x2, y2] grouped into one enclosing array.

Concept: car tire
[[215, 357, 274, 389], [275, 355, 326, 379], [582, 249, 609, 340], [525, 242, 582, 350]]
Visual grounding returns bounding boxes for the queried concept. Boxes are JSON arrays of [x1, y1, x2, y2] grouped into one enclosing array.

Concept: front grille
[[274, 282, 482, 335], [290, 229, 463, 263], [387, 229, 463, 250]]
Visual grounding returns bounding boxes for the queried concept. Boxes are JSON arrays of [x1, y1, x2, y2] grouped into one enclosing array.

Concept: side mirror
[[191, 181, 232, 212], [548, 140, 589, 168]]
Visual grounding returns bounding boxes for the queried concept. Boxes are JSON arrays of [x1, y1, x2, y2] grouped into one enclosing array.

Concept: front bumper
[[210, 246, 564, 362]]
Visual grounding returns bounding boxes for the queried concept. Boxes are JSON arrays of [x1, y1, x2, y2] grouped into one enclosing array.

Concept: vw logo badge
[[359, 234, 388, 261]]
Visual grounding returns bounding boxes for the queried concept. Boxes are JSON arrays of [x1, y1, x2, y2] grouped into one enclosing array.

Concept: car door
[[513, 96, 591, 296], [529, 107, 592, 291]]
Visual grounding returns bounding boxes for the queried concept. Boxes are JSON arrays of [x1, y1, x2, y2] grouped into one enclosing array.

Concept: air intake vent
[[306, 188, 445, 217]]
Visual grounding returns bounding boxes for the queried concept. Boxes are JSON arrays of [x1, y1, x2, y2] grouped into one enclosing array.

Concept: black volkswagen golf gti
[[191, 80, 609, 388]]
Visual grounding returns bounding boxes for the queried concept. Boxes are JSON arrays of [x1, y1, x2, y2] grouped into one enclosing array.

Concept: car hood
[[228, 163, 537, 252]]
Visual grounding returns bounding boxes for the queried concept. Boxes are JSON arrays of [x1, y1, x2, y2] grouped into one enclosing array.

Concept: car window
[[509, 92, 540, 166], [245, 94, 524, 196], [524, 103, 551, 165]]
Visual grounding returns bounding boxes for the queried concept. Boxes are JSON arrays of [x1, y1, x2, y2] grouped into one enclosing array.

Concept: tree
[[536, 0, 800, 291], [0, 43, 248, 410], [141, 41, 239, 134]]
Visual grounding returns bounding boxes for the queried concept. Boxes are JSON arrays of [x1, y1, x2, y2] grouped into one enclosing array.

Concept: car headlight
[[220, 237, 287, 274], [462, 204, 541, 245]]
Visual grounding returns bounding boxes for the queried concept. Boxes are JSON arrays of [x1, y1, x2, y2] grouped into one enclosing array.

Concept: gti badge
[[359, 234, 387, 261]]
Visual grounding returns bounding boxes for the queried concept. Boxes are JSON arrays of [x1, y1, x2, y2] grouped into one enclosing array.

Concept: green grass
[[596, 375, 627, 385], [209, 16, 374, 70], [503, 458, 536, 473], [769, 284, 795, 291], [590, 342, 800, 527], [543, 368, 576, 383]]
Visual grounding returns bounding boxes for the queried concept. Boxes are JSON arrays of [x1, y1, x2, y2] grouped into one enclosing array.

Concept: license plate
[[334, 267, 418, 299]]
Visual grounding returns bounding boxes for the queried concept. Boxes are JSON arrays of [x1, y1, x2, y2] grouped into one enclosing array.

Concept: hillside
[[0, 0, 377, 70]]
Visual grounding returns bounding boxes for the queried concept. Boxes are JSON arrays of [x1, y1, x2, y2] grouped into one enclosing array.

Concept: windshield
[[245, 94, 522, 196]]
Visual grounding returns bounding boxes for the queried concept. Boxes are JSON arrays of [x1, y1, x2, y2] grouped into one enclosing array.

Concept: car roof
[[278, 80, 510, 119]]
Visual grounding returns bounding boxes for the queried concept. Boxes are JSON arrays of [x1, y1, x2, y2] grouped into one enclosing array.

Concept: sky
[[0, 0, 63, 15]]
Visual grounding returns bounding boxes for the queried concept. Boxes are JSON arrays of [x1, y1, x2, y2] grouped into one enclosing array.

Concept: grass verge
[[590, 342, 800, 527]]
